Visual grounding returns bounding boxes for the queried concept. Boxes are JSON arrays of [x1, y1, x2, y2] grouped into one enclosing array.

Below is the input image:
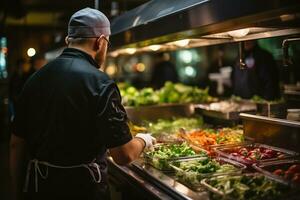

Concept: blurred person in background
[[9, 8, 155, 200], [150, 52, 178, 89], [232, 40, 280, 100]]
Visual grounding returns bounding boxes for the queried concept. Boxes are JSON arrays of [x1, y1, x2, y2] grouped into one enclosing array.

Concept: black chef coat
[[12, 48, 132, 199]]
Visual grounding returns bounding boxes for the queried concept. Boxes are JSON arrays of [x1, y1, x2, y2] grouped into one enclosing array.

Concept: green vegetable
[[147, 117, 204, 135], [119, 81, 215, 106], [207, 174, 290, 200], [174, 158, 237, 187], [251, 95, 284, 104], [145, 143, 207, 170]]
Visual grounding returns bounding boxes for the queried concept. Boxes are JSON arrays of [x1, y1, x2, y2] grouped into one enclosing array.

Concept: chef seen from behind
[[10, 7, 155, 200]]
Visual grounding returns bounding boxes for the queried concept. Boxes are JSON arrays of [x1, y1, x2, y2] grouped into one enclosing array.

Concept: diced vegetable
[[228, 146, 284, 162], [146, 117, 204, 135], [184, 128, 244, 147], [173, 158, 239, 186], [144, 143, 207, 170], [205, 174, 290, 200], [272, 164, 300, 184]]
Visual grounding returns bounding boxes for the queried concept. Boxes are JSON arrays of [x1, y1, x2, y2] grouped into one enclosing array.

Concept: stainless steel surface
[[111, 0, 210, 35], [240, 113, 300, 152], [282, 37, 300, 66], [110, 0, 300, 49], [109, 28, 300, 56], [256, 102, 286, 118], [125, 104, 195, 124], [108, 158, 173, 200], [194, 102, 256, 120], [131, 159, 210, 200]]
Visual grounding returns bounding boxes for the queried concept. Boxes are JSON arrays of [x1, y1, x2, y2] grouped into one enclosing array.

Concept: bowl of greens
[[170, 157, 246, 189], [144, 142, 208, 171], [201, 173, 294, 200]]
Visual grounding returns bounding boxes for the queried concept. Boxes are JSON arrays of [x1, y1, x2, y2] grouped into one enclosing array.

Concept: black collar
[[60, 48, 99, 68]]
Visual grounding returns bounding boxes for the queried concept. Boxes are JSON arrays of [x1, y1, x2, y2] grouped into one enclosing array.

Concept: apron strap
[[23, 159, 101, 193]]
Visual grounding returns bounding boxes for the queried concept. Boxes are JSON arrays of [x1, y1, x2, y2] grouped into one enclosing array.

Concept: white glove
[[135, 133, 156, 150]]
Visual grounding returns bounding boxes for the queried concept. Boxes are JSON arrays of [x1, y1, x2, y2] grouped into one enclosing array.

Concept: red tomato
[[273, 169, 284, 176], [288, 165, 300, 173], [238, 148, 248, 156]]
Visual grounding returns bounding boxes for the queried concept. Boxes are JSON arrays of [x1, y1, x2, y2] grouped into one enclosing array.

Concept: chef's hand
[[135, 133, 156, 151]]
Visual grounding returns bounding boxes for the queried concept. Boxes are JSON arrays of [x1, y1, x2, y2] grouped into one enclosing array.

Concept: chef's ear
[[65, 36, 69, 45], [96, 35, 106, 50]]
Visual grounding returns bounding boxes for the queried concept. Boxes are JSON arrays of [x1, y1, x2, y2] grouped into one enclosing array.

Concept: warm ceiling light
[[106, 65, 117, 76], [124, 48, 136, 54], [173, 39, 190, 47], [136, 63, 146, 72], [110, 51, 119, 57], [27, 48, 36, 57], [227, 28, 250, 38], [148, 45, 161, 51]]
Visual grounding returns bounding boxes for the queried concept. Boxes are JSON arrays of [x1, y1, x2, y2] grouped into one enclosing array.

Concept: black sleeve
[[11, 94, 27, 139], [95, 83, 132, 149]]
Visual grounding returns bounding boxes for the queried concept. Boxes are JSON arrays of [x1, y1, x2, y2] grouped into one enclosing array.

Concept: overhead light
[[106, 65, 117, 76], [179, 50, 193, 64], [184, 66, 196, 77], [27, 48, 36, 57], [173, 39, 190, 47], [227, 28, 250, 38], [136, 63, 146, 72], [124, 48, 136, 54], [148, 45, 161, 51], [109, 51, 119, 57]]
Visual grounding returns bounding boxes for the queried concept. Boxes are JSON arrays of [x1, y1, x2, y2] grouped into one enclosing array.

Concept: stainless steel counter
[[108, 158, 210, 200], [241, 113, 300, 152]]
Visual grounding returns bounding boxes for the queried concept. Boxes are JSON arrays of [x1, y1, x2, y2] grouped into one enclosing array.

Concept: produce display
[[202, 174, 291, 200], [254, 160, 300, 185], [203, 100, 256, 113], [147, 117, 204, 135], [119, 81, 215, 106], [214, 143, 296, 165], [183, 128, 244, 147], [143, 117, 204, 143], [251, 95, 284, 104], [171, 157, 244, 187], [273, 164, 300, 184], [144, 142, 207, 170]]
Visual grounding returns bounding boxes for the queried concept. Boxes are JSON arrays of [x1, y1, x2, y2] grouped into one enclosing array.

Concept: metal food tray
[[200, 173, 294, 200], [144, 143, 208, 171], [194, 102, 256, 120], [169, 157, 246, 190], [214, 142, 299, 167], [131, 159, 210, 200], [253, 159, 300, 187]]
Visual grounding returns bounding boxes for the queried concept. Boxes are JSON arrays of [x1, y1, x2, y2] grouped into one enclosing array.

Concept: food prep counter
[[108, 158, 208, 200], [107, 104, 300, 200]]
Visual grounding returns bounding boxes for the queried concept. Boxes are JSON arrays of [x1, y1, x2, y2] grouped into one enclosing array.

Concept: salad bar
[[107, 91, 300, 200], [109, 112, 300, 200]]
